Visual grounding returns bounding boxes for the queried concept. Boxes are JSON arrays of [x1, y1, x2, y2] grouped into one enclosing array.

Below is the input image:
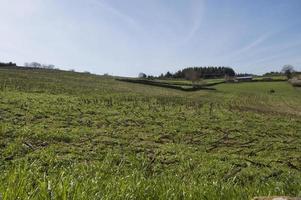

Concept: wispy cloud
[[232, 37, 301, 66], [223, 21, 301, 64], [241, 41, 301, 65], [180, 0, 205, 45], [88, 0, 140, 29], [238, 33, 270, 54], [223, 32, 272, 61]]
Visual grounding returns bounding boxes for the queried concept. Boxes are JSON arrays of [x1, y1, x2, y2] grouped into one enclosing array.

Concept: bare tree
[[24, 62, 55, 69], [281, 65, 294, 79], [24, 62, 42, 68], [185, 69, 201, 86]]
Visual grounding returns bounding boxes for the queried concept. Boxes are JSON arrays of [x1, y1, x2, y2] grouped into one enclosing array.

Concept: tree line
[[264, 65, 299, 79], [0, 61, 56, 69], [145, 66, 236, 79], [24, 62, 55, 69], [0, 62, 17, 67]]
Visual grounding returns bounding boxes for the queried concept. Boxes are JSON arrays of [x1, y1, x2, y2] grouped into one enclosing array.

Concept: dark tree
[[25, 62, 42, 68], [162, 66, 235, 79], [165, 71, 173, 78], [0, 62, 16, 67]]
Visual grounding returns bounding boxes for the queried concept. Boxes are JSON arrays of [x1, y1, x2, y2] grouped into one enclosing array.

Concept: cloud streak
[[88, 0, 140, 30], [221, 32, 272, 62], [181, 0, 205, 44]]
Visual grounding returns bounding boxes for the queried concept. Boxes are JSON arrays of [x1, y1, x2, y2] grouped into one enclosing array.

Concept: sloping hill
[[0, 66, 301, 199]]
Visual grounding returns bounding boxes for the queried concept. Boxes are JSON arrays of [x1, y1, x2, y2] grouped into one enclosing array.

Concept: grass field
[[0, 67, 301, 199], [253, 75, 287, 81]]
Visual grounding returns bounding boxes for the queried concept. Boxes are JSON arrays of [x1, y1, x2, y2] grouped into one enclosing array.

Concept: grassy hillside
[[0, 67, 301, 199]]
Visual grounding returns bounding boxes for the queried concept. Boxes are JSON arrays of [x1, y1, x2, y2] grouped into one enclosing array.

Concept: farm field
[[0, 67, 301, 199], [253, 75, 287, 81]]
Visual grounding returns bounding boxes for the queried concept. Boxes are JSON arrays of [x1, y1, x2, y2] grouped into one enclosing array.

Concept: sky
[[0, 0, 301, 76]]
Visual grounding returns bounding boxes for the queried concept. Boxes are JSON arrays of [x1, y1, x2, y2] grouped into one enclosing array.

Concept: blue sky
[[0, 0, 300, 76]]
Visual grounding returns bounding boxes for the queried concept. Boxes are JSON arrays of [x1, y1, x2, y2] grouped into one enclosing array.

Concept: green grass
[[253, 75, 287, 81], [0, 67, 301, 199]]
